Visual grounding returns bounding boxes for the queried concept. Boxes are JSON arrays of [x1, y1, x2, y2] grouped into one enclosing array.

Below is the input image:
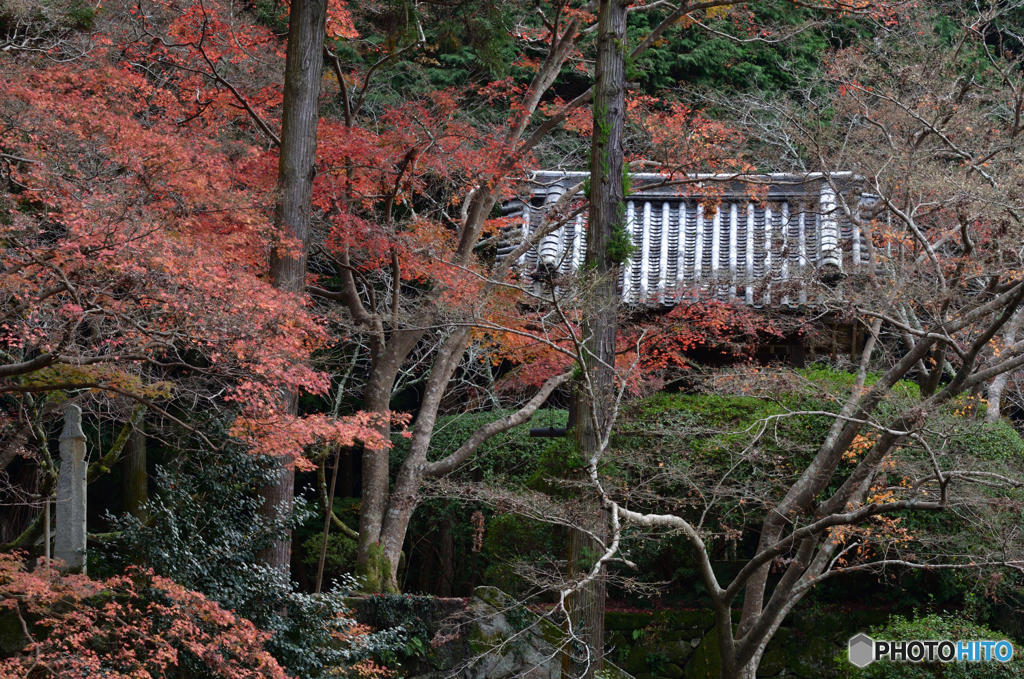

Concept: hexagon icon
[[848, 633, 875, 668]]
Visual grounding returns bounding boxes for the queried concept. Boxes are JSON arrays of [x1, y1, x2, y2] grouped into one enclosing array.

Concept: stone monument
[[54, 404, 87, 572]]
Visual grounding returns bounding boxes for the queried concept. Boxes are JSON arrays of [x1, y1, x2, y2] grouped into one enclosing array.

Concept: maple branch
[[0, 351, 161, 379], [310, 247, 375, 324], [324, 48, 353, 127], [795, 559, 1022, 595], [721, 498, 946, 604], [688, 15, 826, 43], [144, 19, 282, 147], [1, 251, 56, 277], [615, 503, 724, 601], [0, 152, 41, 165], [0, 352, 57, 378], [196, 49, 281, 146], [490, 183, 588, 283], [422, 371, 573, 477], [390, 249, 401, 328]]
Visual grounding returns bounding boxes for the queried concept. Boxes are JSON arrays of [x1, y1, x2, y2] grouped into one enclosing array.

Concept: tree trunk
[[562, 0, 627, 674], [734, 663, 758, 679], [355, 376, 396, 592], [986, 307, 1023, 423], [562, 505, 608, 678], [260, 0, 327, 574], [435, 517, 455, 596], [121, 423, 147, 520]]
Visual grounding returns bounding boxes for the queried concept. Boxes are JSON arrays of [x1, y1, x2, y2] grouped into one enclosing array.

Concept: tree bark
[[435, 517, 455, 596], [563, 506, 608, 678], [355, 370, 399, 591], [562, 0, 627, 674], [986, 307, 1023, 423], [121, 423, 147, 520], [260, 0, 328, 574], [371, 345, 570, 592]]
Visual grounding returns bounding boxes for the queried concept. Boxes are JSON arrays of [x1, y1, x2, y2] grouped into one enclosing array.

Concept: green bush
[[99, 432, 402, 678], [839, 612, 1024, 678]]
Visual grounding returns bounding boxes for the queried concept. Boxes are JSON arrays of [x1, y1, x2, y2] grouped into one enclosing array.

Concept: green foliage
[[99, 442, 299, 609], [936, 417, 1024, 462], [394, 408, 567, 485], [253, 0, 288, 34], [98, 436, 401, 678], [323, 0, 519, 96], [391, 410, 567, 596], [609, 366, 1024, 611], [0, 0, 98, 35], [64, 0, 96, 28], [608, 222, 636, 265], [353, 594, 457, 670], [841, 612, 1024, 678], [797, 365, 921, 396], [626, 0, 867, 95], [529, 434, 583, 486], [303, 531, 358, 575]]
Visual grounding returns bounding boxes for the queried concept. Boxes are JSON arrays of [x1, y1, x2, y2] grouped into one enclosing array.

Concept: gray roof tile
[[505, 171, 873, 308]]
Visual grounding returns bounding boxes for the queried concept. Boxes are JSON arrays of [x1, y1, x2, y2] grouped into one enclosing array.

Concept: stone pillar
[[55, 404, 87, 572]]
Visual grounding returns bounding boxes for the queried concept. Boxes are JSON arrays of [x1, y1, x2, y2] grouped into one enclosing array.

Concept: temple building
[[502, 170, 878, 365], [503, 170, 874, 308]]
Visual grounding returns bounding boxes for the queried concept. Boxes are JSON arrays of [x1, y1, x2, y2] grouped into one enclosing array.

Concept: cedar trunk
[[260, 0, 327, 573], [121, 424, 147, 520], [562, 0, 627, 675]]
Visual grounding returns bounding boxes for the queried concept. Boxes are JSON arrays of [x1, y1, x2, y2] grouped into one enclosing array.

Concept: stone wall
[[603, 608, 890, 679], [350, 588, 895, 678]]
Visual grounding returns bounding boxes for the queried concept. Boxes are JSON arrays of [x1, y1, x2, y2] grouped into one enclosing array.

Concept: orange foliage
[[0, 0, 388, 464]]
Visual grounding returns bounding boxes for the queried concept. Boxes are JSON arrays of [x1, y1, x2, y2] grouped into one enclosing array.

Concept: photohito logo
[[848, 633, 1014, 667]]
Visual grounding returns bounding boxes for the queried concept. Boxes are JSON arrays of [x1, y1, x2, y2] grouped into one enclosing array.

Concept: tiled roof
[[502, 171, 872, 308]]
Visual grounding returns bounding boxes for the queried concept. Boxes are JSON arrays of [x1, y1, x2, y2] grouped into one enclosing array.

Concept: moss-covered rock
[[465, 587, 561, 678], [625, 643, 652, 674], [607, 612, 655, 631], [789, 636, 838, 678], [756, 644, 787, 677], [652, 610, 715, 632], [600, 663, 636, 679], [660, 662, 684, 678], [791, 611, 859, 642], [608, 631, 631, 650], [0, 611, 28, 654], [652, 639, 695, 664], [684, 627, 720, 679]]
